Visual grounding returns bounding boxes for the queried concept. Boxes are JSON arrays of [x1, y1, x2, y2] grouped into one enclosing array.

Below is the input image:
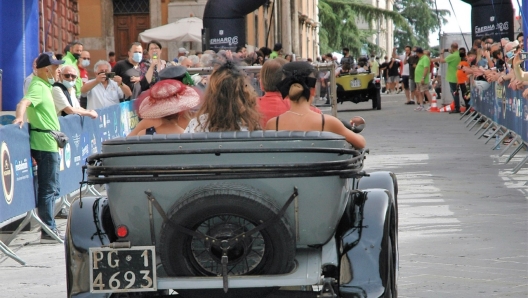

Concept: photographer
[[81, 60, 132, 110]]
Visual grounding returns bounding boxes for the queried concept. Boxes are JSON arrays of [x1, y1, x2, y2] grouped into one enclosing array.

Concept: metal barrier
[[462, 81, 528, 174]]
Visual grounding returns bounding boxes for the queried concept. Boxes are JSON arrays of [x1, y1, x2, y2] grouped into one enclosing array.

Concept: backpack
[[53, 82, 73, 117]]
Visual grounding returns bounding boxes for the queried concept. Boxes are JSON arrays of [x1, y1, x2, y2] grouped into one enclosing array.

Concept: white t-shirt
[[86, 79, 123, 110], [52, 85, 81, 115], [399, 54, 410, 76], [184, 114, 248, 133]]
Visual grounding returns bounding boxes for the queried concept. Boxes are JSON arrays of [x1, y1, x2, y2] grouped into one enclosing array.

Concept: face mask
[[81, 60, 90, 68], [132, 52, 142, 63], [411, 51, 416, 55], [506, 51, 515, 59], [46, 67, 55, 84], [72, 53, 81, 60], [62, 80, 75, 89]]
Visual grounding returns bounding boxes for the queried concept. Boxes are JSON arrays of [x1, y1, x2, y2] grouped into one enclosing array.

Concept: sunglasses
[[63, 74, 77, 79]]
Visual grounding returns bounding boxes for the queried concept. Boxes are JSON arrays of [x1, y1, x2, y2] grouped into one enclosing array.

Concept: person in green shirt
[[413, 47, 430, 111], [269, 43, 283, 59], [63, 41, 84, 98], [432, 42, 461, 113], [13, 52, 65, 244]]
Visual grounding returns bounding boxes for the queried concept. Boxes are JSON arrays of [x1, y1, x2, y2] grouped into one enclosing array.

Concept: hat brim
[[139, 86, 201, 119]]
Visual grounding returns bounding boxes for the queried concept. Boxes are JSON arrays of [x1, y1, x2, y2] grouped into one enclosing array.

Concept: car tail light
[[116, 225, 129, 238]]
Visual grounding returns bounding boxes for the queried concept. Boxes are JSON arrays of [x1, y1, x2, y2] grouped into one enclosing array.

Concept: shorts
[[417, 82, 429, 92], [401, 75, 409, 89], [388, 76, 399, 83], [409, 79, 416, 92]]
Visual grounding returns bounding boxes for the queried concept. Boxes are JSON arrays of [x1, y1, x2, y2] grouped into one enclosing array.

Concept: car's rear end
[[66, 131, 366, 297]]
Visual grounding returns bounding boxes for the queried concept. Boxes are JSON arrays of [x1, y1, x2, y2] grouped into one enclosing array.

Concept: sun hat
[[138, 80, 200, 119]]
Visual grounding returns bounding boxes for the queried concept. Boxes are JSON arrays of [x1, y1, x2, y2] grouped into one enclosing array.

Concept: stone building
[[356, 0, 394, 56], [73, 0, 319, 64]]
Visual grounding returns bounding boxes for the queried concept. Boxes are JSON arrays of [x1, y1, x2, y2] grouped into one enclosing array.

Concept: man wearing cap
[[63, 41, 84, 98], [13, 52, 65, 243], [413, 47, 430, 111]]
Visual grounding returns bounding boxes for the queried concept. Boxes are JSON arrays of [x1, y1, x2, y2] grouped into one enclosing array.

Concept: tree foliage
[[319, 0, 411, 56], [393, 0, 450, 51]]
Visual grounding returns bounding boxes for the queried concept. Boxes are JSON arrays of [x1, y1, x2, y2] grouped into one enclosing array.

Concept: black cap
[[36, 52, 65, 69], [415, 47, 424, 54], [159, 65, 187, 80]]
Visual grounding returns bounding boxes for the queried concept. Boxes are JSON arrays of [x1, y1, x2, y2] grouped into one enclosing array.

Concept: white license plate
[[350, 79, 361, 88], [89, 246, 157, 293]]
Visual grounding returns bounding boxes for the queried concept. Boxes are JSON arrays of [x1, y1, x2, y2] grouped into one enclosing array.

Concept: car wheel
[[381, 212, 397, 297], [159, 183, 296, 279]]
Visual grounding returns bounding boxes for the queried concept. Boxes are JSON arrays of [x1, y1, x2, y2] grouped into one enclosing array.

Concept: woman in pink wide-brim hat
[[128, 79, 200, 136]]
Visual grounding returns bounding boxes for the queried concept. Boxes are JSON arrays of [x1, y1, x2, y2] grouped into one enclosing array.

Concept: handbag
[[30, 127, 69, 148]]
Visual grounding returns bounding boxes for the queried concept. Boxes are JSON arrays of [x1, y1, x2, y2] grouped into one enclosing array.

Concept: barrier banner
[[471, 81, 527, 141], [57, 115, 85, 197], [0, 124, 35, 223]]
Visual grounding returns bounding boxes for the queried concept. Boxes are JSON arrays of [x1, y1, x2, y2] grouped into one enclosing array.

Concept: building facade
[[356, 0, 394, 56]]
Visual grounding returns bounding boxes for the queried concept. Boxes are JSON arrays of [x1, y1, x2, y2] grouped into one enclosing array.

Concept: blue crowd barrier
[[471, 81, 527, 142], [0, 101, 138, 224]]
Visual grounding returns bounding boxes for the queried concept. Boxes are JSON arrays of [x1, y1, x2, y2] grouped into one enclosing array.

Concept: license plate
[[89, 246, 157, 293], [350, 79, 361, 88]]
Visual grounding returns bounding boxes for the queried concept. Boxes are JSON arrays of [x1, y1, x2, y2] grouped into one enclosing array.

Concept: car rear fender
[[337, 189, 392, 298], [66, 197, 112, 298]]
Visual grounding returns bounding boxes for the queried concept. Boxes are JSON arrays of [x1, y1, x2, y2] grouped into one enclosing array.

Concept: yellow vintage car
[[336, 72, 381, 110]]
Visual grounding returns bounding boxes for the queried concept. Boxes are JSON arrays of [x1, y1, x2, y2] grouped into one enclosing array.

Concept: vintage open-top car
[[65, 127, 398, 297], [336, 73, 382, 110]]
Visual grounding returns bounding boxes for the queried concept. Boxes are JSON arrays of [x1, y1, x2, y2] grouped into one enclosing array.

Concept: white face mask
[[81, 60, 90, 68], [62, 80, 75, 89], [46, 67, 55, 84]]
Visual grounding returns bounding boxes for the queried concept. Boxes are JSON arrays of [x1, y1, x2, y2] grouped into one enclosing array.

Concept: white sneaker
[[414, 106, 424, 111]]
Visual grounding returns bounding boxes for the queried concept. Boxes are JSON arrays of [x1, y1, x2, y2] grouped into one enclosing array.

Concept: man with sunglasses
[[52, 65, 98, 118], [81, 60, 132, 110]]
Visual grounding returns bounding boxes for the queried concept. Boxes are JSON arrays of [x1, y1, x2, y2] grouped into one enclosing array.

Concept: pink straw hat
[[138, 80, 200, 119]]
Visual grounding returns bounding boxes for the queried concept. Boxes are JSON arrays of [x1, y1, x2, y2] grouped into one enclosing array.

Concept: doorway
[[113, 0, 150, 60]]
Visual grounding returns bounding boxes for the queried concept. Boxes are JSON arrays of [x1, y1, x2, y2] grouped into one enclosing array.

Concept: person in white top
[[23, 58, 38, 95], [394, 46, 415, 104], [81, 60, 132, 110], [52, 65, 98, 118]]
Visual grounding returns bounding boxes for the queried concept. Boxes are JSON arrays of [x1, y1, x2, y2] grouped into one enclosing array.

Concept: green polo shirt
[[414, 55, 430, 84], [445, 51, 461, 83], [63, 51, 82, 97], [25, 76, 60, 152]]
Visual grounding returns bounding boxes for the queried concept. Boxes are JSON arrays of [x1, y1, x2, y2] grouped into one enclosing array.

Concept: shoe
[[405, 101, 415, 105], [448, 110, 461, 114], [55, 207, 69, 219], [396, 90, 401, 94], [414, 106, 424, 111], [41, 228, 65, 244]]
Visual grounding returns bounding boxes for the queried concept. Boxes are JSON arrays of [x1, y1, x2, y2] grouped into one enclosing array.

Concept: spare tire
[[159, 183, 296, 277]]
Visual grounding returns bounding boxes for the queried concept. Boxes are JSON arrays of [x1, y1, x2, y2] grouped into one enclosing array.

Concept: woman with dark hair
[[185, 60, 261, 132], [139, 40, 167, 91], [265, 62, 366, 149]]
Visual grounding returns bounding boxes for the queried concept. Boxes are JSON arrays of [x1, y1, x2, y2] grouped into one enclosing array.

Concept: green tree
[[319, 0, 412, 56], [393, 0, 450, 51]]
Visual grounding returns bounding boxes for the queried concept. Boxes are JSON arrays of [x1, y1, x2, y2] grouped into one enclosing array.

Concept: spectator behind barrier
[[265, 61, 366, 149], [81, 60, 132, 110], [138, 40, 167, 92], [52, 65, 97, 118]]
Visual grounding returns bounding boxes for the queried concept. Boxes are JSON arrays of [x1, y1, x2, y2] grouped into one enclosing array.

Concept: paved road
[[1, 93, 527, 297]]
